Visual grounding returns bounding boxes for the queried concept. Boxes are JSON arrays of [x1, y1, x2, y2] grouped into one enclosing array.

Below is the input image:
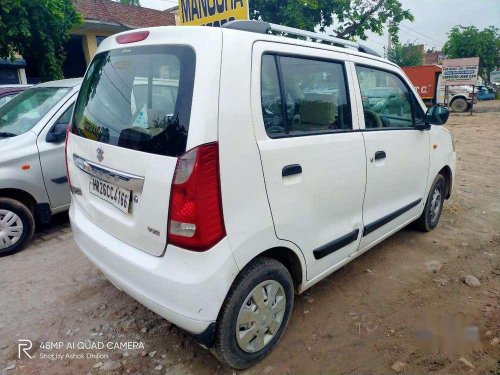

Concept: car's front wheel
[[0, 198, 35, 256], [416, 174, 446, 232], [214, 257, 294, 369]]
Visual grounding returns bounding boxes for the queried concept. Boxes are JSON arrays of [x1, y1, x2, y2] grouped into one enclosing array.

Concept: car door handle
[[282, 164, 302, 177], [374, 151, 386, 161]]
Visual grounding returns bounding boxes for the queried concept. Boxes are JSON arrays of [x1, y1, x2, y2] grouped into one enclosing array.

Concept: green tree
[[250, 0, 413, 41], [442, 26, 500, 79], [0, 0, 82, 81], [388, 41, 423, 67], [114, 0, 140, 5]]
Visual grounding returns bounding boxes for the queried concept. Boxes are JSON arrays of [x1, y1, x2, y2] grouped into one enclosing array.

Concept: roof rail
[[222, 20, 381, 57]]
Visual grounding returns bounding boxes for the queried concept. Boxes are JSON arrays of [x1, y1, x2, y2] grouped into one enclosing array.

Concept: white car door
[[351, 61, 430, 250], [36, 96, 76, 210], [252, 42, 367, 280]]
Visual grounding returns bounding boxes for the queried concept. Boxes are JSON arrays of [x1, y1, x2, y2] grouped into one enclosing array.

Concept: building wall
[[72, 29, 117, 65]]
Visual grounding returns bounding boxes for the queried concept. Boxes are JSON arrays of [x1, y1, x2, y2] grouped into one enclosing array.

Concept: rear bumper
[[70, 200, 239, 335]]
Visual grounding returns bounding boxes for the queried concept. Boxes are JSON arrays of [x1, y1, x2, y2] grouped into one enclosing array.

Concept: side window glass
[[56, 104, 75, 126], [411, 93, 426, 124], [261, 55, 285, 136], [280, 56, 351, 136], [356, 66, 415, 129], [0, 95, 14, 107], [260, 55, 351, 138]]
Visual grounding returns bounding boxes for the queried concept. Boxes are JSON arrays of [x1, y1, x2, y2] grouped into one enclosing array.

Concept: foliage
[[442, 26, 500, 79], [250, 0, 413, 41], [0, 0, 82, 81], [388, 41, 423, 67], [114, 0, 140, 6]]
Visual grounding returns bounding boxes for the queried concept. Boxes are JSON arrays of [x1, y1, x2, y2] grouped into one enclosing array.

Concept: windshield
[[0, 87, 70, 137], [72, 45, 196, 157]]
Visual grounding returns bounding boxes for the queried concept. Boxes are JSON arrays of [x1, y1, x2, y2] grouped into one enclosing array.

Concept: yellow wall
[[73, 29, 116, 65]]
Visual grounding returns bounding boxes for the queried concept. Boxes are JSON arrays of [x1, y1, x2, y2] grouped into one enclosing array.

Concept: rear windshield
[[72, 45, 196, 157]]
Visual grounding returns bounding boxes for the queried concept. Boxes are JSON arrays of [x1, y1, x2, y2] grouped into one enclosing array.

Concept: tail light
[[65, 125, 72, 191], [168, 143, 226, 251]]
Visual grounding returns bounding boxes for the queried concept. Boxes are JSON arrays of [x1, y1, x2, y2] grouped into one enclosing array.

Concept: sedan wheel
[[0, 198, 35, 256], [0, 210, 24, 249]]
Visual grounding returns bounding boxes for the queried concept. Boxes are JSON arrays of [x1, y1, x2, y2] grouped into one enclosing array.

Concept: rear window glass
[[72, 45, 196, 157]]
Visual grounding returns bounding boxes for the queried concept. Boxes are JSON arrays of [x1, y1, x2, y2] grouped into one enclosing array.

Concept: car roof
[[0, 84, 32, 88], [104, 26, 397, 70], [0, 87, 29, 95], [35, 78, 83, 88]]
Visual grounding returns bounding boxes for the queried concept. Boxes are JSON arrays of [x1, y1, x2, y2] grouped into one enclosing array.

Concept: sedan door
[[36, 96, 76, 210], [252, 43, 367, 280]]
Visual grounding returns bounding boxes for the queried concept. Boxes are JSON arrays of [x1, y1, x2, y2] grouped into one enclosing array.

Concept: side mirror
[[425, 105, 450, 126], [46, 122, 69, 143]]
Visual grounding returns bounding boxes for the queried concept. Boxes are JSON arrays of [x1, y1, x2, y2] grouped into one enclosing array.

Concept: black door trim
[[313, 229, 360, 260], [363, 199, 422, 236]]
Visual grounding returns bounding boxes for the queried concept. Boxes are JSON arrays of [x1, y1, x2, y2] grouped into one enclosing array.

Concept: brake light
[[65, 125, 72, 190], [116, 31, 150, 44], [168, 143, 226, 251]]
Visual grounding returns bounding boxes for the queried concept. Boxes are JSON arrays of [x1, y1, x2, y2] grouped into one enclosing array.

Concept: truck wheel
[[0, 198, 35, 256], [450, 98, 468, 112], [214, 257, 294, 369]]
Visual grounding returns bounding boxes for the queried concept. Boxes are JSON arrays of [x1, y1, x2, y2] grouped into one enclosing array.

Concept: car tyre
[[416, 174, 446, 232], [214, 257, 294, 369], [0, 198, 35, 256], [450, 97, 468, 113]]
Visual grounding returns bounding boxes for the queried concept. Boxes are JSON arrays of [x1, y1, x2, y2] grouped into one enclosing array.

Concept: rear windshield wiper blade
[[0, 132, 17, 138]]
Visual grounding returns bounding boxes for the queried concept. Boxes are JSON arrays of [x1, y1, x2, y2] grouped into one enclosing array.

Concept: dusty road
[[1, 101, 499, 375]]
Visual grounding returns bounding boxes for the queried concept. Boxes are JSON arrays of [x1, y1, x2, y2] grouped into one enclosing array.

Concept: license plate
[[89, 177, 131, 213]]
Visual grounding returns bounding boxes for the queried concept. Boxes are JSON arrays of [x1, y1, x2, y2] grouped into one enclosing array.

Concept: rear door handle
[[374, 151, 386, 161], [282, 164, 302, 177]]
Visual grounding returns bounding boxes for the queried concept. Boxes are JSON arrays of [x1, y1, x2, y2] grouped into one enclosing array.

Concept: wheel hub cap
[[0, 210, 23, 249], [429, 187, 442, 224], [236, 280, 286, 353]]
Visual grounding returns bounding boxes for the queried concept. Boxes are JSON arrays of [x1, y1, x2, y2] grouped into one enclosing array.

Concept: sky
[[140, 0, 500, 55]]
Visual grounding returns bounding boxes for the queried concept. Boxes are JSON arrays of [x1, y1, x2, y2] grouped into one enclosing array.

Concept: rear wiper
[[0, 132, 17, 138]]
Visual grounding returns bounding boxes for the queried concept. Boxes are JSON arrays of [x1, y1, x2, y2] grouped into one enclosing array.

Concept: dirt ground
[[1, 101, 499, 375]]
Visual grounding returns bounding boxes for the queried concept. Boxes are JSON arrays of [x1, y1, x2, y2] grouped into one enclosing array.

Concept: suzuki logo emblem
[[96, 147, 104, 163]]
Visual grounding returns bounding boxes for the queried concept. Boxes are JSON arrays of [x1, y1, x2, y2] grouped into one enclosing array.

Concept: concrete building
[[12, 0, 176, 84], [0, 56, 27, 85]]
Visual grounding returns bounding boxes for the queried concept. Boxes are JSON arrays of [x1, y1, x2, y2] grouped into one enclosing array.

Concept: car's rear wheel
[[0, 198, 35, 256], [416, 174, 446, 232], [214, 257, 294, 369]]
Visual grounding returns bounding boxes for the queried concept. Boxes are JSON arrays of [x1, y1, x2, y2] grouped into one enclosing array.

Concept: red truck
[[402, 65, 474, 112]]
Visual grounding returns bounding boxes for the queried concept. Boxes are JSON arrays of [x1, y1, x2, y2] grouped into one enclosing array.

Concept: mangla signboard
[[179, 0, 249, 27], [442, 57, 480, 86]]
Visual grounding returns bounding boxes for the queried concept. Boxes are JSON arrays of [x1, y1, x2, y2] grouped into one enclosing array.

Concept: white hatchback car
[[67, 21, 456, 368]]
